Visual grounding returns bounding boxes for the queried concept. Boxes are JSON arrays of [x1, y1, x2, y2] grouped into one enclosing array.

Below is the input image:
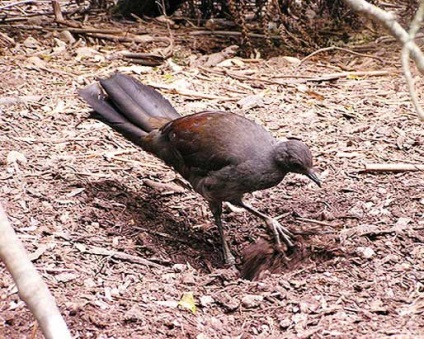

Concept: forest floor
[[0, 6, 423, 339]]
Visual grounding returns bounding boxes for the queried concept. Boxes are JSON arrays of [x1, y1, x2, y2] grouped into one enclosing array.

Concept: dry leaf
[[178, 292, 196, 313]]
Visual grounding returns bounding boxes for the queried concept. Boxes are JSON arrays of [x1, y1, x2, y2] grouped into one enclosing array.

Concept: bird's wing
[[160, 111, 275, 172]]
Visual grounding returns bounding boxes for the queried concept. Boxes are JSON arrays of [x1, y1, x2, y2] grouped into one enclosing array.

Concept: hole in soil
[[240, 237, 342, 281]]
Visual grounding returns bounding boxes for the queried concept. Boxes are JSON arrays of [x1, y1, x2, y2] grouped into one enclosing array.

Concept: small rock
[[181, 272, 196, 285], [58, 31, 76, 44], [241, 294, 264, 308], [7, 150, 27, 165], [280, 317, 291, 329], [55, 273, 78, 283], [357, 247, 375, 259], [124, 305, 144, 322], [210, 317, 223, 330], [162, 273, 176, 282], [117, 65, 153, 74], [237, 95, 264, 110], [217, 292, 240, 311], [167, 59, 183, 72], [200, 295, 214, 307], [282, 56, 301, 65], [172, 264, 187, 272], [26, 56, 47, 68], [23, 36, 40, 48]]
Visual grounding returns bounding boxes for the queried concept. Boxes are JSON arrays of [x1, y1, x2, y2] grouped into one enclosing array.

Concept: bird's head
[[273, 139, 321, 187]]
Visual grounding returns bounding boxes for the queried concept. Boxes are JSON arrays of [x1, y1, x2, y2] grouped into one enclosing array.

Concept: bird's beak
[[306, 169, 321, 187]]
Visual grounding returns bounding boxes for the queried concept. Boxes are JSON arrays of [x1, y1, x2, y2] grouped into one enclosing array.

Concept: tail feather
[[79, 73, 182, 145], [99, 73, 179, 132], [106, 73, 180, 120], [78, 83, 148, 145]]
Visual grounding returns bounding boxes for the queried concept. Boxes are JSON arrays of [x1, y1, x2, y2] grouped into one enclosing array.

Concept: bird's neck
[[272, 142, 291, 170]]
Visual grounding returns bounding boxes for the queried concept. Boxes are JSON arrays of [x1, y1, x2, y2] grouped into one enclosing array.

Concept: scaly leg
[[231, 199, 294, 249], [209, 201, 236, 265]]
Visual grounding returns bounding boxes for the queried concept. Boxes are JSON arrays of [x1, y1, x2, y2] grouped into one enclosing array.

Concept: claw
[[265, 218, 294, 248]]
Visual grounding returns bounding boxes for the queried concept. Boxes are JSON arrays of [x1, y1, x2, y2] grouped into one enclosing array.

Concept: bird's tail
[[78, 73, 181, 145]]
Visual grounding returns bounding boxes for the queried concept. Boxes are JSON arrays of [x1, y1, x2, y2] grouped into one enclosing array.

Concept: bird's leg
[[209, 201, 236, 265], [231, 199, 294, 249]]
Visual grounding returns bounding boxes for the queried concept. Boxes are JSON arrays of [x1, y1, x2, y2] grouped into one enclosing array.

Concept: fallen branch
[[74, 243, 163, 268], [307, 70, 389, 82], [200, 67, 388, 86], [295, 217, 336, 228], [343, 0, 424, 120], [190, 30, 284, 40], [0, 95, 43, 106], [300, 46, 385, 65], [364, 163, 424, 172], [122, 52, 165, 66], [51, 0, 81, 28], [143, 178, 186, 193], [0, 0, 36, 11], [0, 203, 71, 339], [401, 1, 424, 119], [149, 82, 240, 101]]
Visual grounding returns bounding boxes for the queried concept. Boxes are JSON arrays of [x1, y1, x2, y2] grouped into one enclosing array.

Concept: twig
[[134, 226, 192, 245], [0, 203, 71, 339], [401, 0, 424, 120], [299, 46, 385, 65], [84, 33, 170, 44], [122, 52, 164, 66], [157, 0, 175, 58], [364, 163, 424, 172], [200, 67, 388, 86], [307, 70, 389, 82], [343, 0, 424, 73], [0, 25, 129, 35], [190, 30, 283, 40], [0, 31, 14, 45], [0, 0, 38, 11], [143, 179, 186, 193], [149, 82, 240, 101], [295, 217, 336, 228], [51, 0, 80, 28], [74, 243, 162, 268], [0, 95, 43, 106], [343, 0, 424, 120]]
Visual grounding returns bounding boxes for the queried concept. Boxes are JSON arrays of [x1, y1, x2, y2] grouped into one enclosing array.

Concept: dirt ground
[[1, 9, 424, 339]]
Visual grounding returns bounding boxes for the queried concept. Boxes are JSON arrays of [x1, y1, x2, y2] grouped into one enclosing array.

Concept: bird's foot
[[265, 218, 294, 249]]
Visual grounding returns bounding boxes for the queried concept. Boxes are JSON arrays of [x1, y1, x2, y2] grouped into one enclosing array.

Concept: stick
[[0, 203, 71, 339], [149, 82, 240, 101], [295, 217, 336, 228], [190, 30, 284, 40], [0, 95, 43, 106], [143, 179, 186, 193], [299, 46, 385, 65], [307, 70, 389, 82], [364, 163, 424, 172], [51, 0, 80, 28], [0, 0, 37, 11], [74, 243, 162, 268]]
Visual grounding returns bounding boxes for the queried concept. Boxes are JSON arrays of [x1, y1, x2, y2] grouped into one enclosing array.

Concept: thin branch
[[0, 0, 39, 11], [343, 0, 424, 120], [300, 46, 384, 65], [364, 163, 424, 172], [343, 0, 424, 73], [0, 203, 71, 339], [401, 0, 424, 120]]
